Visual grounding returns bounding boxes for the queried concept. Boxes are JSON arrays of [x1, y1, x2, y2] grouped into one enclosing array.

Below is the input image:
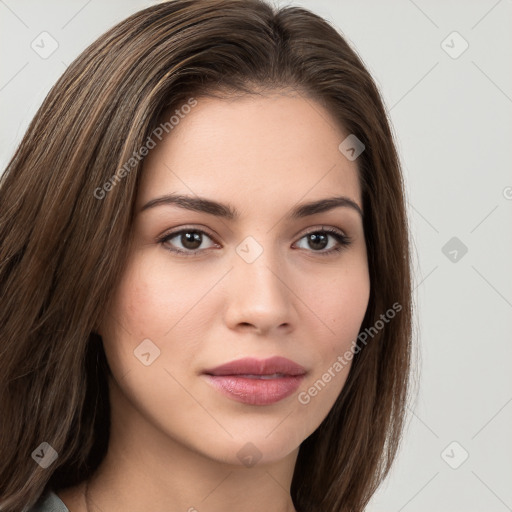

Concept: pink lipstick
[[202, 356, 306, 406]]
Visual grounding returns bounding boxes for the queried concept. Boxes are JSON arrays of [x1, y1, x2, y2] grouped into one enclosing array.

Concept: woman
[[0, 0, 413, 511]]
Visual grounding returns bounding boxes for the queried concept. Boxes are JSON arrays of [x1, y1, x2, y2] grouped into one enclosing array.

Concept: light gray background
[[1, 1, 511, 511]]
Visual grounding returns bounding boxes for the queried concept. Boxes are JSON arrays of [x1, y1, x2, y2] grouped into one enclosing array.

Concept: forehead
[[137, 93, 362, 213]]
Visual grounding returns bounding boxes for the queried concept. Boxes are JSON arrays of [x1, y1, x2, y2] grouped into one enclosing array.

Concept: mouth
[[202, 356, 307, 406], [228, 373, 289, 379], [203, 356, 307, 377]]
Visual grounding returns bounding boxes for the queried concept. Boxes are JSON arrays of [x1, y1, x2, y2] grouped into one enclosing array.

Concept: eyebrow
[[140, 193, 363, 219]]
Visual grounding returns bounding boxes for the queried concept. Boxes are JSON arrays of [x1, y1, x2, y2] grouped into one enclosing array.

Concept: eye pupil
[[182, 231, 202, 250], [308, 233, 328, 250]]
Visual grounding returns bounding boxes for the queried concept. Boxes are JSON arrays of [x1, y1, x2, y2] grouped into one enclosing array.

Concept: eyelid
[[299, 225, 347, 238], [158, 224, 219, 242]]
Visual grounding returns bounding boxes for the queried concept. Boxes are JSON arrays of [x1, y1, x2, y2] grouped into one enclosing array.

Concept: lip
[[202, 356, 307, 406], [203, 356, 306, 377]]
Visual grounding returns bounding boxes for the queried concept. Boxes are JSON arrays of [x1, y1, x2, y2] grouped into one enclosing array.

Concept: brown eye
[[159, 228, 218, 257], [306, 232, 329, 251], [176, 231, 203, 250], [294, 228, 352, 256]]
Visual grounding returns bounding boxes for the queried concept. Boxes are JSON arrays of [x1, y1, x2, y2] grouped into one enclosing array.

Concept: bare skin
[[57, 90, 370, 512]]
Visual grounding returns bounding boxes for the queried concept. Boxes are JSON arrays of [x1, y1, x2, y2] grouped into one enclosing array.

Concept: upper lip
[[203, 356, 307, 376]]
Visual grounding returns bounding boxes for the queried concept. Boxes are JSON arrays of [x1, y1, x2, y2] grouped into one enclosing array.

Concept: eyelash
[[156, 226, 352, 258]]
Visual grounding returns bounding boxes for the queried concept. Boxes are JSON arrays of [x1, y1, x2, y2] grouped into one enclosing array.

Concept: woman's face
[[99, 91, 370, 466]]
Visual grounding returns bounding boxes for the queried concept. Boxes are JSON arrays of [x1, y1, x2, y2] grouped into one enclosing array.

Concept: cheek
[[300, 260, 370, 352], [100, 250, 225, 382], [295, 259, 370, 402], [329, 278, 370, 354], [98, 253, 171, 374], [293, 267, 370, 434], [107, 252, 210, 340]]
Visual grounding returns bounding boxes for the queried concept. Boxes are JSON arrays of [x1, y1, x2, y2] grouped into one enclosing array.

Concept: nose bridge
[[226, 233, 293, 331], [234, 233, 285, 297]]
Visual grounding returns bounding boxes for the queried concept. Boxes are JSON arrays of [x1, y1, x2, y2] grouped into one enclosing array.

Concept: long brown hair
[[0, 1, 414, 510]]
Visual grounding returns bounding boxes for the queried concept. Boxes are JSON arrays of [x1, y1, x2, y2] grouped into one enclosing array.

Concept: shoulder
[[26, 489, 70, 512]]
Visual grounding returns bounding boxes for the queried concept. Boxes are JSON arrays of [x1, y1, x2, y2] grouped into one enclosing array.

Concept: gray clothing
[[27, 490, 69, 512]]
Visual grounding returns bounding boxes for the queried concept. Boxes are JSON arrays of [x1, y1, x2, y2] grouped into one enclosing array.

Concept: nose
[[223, 245, 296, 336]]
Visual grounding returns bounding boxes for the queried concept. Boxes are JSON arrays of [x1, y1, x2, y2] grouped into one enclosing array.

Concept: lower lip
[[203, 374, 305, 405]]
